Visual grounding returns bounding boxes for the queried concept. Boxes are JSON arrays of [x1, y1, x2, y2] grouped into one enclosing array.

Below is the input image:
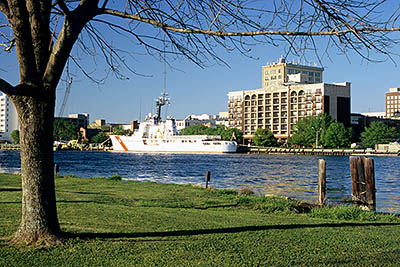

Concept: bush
[[108, 174, 122, 181]]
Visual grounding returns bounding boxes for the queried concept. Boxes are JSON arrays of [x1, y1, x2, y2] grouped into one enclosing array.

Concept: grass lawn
[[1, 173, 399, 266]]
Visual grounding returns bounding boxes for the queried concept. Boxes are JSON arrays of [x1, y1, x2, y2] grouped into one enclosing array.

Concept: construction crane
[[58, 77, 72, 117]]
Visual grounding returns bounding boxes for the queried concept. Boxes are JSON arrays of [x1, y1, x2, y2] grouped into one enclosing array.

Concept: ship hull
[[110, 135, 237, 153]]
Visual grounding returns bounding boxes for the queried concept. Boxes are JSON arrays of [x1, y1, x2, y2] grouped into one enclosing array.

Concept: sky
[[2, 4, 400, 124]]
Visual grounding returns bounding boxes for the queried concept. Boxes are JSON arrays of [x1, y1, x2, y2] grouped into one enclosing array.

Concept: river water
[[1, 150, 399, 213]]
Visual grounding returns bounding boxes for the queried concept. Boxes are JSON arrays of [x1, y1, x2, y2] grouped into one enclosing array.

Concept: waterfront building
[[228, 59, 351, 142], [262, 58, 324, 89], [175, 113, 228, 130], [361, 112, 385, 119], [0, 94, 18, 143], [385, 88, 400, 119]]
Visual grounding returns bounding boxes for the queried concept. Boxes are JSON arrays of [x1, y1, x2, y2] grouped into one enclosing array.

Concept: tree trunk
[[11, 90, 61, 245]]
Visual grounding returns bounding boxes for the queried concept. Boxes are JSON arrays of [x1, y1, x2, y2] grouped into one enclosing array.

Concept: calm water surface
[[1, 150, 399, 213]]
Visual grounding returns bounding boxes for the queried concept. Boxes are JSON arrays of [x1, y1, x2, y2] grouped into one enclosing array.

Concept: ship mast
[[155, 92, 169, 124]]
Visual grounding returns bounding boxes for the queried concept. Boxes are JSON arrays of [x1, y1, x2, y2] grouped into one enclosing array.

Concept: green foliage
[[112, 125, 130, 135], [289, 114, 352, 148], [53, 119, 79, 141], [10, 130, 19, 144], [181, 124, 210, 135], [322, 121, 352, 148], [361, 121, 399, 148], [181, 124, 243, 143], [289, 114, 333, 147], [252, 128, 277, 147], [91, 131, 108, 143], [217, 126, 243, 144], [108, 174, 122, 181]]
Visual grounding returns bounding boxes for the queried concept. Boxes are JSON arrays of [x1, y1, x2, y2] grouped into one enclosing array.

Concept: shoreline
[[240, 145, 400, 157]]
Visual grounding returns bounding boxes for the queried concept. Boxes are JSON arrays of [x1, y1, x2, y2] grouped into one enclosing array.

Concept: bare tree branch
[[100, 8, 400, 37], [56, 0, 70, 15]]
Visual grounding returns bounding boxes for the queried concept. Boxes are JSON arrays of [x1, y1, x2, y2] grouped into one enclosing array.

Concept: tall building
[[0, 94, 19, 143], [262, 58, 324, 89], [228, 60, 351, 142], [385, 88, 400, 119]]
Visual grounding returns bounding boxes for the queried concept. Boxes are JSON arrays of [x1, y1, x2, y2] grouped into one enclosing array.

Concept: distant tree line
[[52, 120, 131, 144], [247, 114, 399, 149]]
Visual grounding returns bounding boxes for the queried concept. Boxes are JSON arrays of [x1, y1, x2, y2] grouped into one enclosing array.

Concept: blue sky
[[1, 4, 400, 124]]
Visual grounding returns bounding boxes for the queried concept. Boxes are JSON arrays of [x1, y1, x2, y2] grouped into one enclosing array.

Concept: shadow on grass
[[0, 188, 21, 192], [68, 222, 400, 240], [57, 190, 105, 195], [57, 200, 99, 203]]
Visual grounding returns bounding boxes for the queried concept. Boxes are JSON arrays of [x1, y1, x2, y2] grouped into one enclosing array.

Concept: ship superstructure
[[110, 93, 237, 153]]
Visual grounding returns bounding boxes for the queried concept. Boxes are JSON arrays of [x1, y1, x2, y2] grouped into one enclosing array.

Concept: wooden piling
[[364, 157, 376, 211], [349, 156, 376, 210], [205, 171, 211, 188], [318, 159, 326, 206]]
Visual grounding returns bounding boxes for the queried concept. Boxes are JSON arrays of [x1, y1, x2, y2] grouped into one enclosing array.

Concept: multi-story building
[[228, 59, 351, 142], [262, 58, 324, 89], [385, 88, 400, 119], [0, 94, 19, 143]]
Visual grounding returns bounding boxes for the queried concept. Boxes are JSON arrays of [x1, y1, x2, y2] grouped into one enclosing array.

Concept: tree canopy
[[361, 121, 399, 148], [322, 121, 352, 148], [10, 129, 19, 144], [53, 119, 79, 141], [252, 128, 278, 147], [288, 114, 333, 148], [112, 126, 130, 136], [91, 131, 108, 144]]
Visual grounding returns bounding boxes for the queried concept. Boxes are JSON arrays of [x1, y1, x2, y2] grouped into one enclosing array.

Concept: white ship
[[110, 93, 237, 153]]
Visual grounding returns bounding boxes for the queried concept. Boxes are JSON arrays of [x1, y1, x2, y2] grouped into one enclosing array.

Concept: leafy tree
[[0, 1, 399, 245], [217, 126, 243, 144], [252, 128, 277, 147], [361, 121, 399, 148], [181, 124, 211, 135], [288, 114, 333, 147], [322, 122, 352, 148], [53, 120, 79, 141], [10, 129, 19, 144], [112, 125, 130, 135], [91, 132, 108, 144]]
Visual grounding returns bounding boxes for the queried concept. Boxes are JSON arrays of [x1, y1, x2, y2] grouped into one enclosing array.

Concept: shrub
[[108, 174, 122, 181]]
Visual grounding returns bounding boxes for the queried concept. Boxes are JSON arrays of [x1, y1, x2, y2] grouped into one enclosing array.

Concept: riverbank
[[239, 145, 400, 156], [1, 173, 399, 266]]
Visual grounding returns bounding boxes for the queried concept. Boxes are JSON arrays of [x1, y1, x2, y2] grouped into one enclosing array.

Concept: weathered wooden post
[[205, 171, 211, 188], [364, 157, 376, 211], [349, 156, 376, 210], [318, 159, 326, 206]]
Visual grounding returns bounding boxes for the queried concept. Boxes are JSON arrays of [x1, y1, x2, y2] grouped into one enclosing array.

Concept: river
[[1, 150, 399, 213]]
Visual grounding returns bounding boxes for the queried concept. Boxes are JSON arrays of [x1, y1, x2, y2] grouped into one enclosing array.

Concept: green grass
[[1, 173, 400, 266]]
